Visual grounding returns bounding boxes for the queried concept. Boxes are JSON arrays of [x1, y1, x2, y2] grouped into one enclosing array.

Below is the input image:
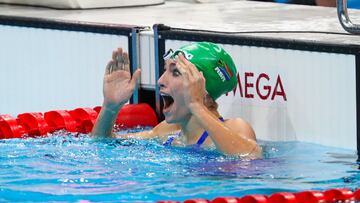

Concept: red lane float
[[92, 104, 158, 129], [323, 188, 354, 202], [0, 114, 26, 139], [239, 194, 267, 203], [157, 201, 180, 203], [212, 197, 239, 203], [295, 191, 325, 203], [355, 188, 360, 200], [0, 103, 158, 139], [157, 188, 360, 203], [17, 112, 49, 136], [44, 110, 77, 133], [68, 108, 98, 133], [267, 192, 297, 203], [93, 106, 101, 114], [116, 103, 158, 129], [184, 199, 210, 203]]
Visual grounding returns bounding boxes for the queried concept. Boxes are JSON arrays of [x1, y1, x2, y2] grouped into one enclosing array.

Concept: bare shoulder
[[113, 120, 180, 139], [152, 120, 180, 136], [223, 118, 256, 141]]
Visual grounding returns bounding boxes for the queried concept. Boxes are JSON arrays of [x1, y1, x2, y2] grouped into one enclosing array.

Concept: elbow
[[220, 140, 262, 159]]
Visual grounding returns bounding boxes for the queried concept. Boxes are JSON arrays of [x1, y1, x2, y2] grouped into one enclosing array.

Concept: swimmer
[[92, 42, 262, 159]]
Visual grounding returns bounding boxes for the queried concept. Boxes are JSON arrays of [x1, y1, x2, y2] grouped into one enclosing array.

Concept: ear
[[203, 94, 218, 111]]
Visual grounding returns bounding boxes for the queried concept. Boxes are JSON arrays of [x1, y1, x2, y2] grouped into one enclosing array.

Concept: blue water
[[0, 129, 359, 203]]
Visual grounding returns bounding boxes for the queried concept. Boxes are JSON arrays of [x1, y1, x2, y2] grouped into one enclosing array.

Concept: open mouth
[[161, 93, 174, 110]]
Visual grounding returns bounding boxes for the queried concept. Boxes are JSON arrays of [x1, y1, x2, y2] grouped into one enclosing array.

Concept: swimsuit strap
[[196, 117, 224, 146], [163, 131, 181, 146], [163, 117, 224, 146], [163, 136, 175, 146]]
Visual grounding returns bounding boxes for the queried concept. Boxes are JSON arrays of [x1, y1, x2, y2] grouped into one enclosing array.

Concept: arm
[[113, 120, 180, 140], [91, 102, 123, 138], [176, 54, 261, 157], [93, 102, 165, 139], [91, 48, 141, 138], [190, 103, 261, 158]]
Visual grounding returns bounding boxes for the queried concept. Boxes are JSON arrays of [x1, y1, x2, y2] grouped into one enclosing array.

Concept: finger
[[130, 68, 141, 87], [112, 59, 121, 72], [199, 71, 205, 80], [177, 54, 196, 76], [105, 60, 114, 75], [177, 63, 190, 82], [118, 49, 124, 66], [179, 53, 198, 78], [117, 48, 123, 56], [118, 48, 123, 65], [199, 71, 206, 87], [175, 55, 195, 82], [116, 53, 122, 69], [178, 53, 191, 65], [186, 63, 196, 77], [115, 52, 125, 72], [123, 52, 130, 72], [110, 62, 115, 74], [175, 56, 187, 71], [176, 60, 188, 76], [189, 64, 200, 80], [112, 50, 117, 61], [179, 53, 200, 76], [177, 60, 196, 81]]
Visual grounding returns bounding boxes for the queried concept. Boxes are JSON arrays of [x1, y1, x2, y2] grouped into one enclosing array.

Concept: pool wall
[[0, 16, 137, 115]]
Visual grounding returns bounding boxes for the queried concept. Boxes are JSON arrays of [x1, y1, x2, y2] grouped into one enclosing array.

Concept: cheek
[[172, 77, 184, 86], [170, 79, 185, 96], [173, 95, 190, 114], [172, 89, 185, 104]]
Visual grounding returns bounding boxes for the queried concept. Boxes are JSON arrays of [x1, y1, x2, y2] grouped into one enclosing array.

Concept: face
[[157, 59, 191, 124]]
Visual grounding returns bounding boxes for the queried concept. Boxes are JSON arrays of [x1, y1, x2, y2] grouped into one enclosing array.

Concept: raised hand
[[103, 48, 141, 109], [175, 53, 206, 109]]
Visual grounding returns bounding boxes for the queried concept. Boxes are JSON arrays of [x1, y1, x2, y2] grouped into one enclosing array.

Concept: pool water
[[0, 129, 359, 202]]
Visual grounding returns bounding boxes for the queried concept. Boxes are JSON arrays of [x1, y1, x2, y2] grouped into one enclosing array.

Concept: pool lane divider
[[157, 188, 360, 203], [0, 103, 158, 139]]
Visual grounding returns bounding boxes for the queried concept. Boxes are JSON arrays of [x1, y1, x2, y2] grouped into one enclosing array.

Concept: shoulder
[[112, 120, 180, 139], [152, 120, 180, 137], [223, 118, 256, 141]]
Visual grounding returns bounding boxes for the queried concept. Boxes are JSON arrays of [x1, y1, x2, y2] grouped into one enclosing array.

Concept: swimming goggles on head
[[163, 49, 187, 60], [163, 48, 174, 60]]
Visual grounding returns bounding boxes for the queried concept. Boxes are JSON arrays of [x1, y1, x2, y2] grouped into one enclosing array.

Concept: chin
[[164, 115, 178, 124]]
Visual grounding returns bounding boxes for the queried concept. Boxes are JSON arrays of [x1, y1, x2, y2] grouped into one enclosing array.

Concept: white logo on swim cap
[[215, 67, 226, 82], [181, 51, 193, 60]]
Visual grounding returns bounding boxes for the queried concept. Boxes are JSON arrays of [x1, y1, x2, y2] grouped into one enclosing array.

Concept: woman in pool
[[92, 42, 261, 158]]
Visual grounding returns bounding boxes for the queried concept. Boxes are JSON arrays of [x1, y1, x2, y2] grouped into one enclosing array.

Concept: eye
[[172, 69, 181, 77]]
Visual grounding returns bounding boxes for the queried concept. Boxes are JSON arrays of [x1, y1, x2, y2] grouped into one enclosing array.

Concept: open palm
[[103, 48, 141, 108]]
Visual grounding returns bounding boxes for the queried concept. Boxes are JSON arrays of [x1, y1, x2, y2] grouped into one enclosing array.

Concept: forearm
[[190, 103, 259, 156], [91, 103, 123, 138]]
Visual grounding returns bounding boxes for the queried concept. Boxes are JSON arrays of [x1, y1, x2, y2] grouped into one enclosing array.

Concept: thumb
[[130, 68, 141, 87]]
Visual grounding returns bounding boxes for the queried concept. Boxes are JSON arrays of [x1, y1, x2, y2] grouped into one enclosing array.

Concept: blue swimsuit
[[163, 117, 225, 147]]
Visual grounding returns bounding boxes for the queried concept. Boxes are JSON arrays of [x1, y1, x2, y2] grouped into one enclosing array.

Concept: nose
[[158, 72, 167, 89]]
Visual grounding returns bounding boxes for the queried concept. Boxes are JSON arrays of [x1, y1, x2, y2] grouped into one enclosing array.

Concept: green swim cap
[[171, 42, 237, 100]]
